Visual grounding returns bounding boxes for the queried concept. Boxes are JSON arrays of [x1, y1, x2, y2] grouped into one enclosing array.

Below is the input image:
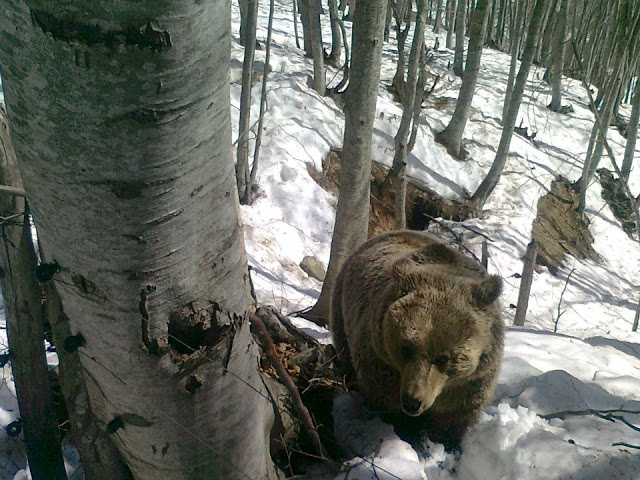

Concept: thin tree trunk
[[299, 0, 313, 55], [392, 0, 411, 98], [385, 0, 393, 42], [472, 0, 547, 210], [486, 0, 496, 44], [436, 0, 491, 157], [621, 75, 640, 180], [293, 0, 301, 49], [306, 0, 389, 324], [308, 0, 327, 95], [514, 240, 538, 327], [502, 0, 524, 124], [434, 0, 444, 33], [328, 0, 342, 65], [0, 2, 277, 478], [453, 0, 466, 76], [447, 0, 457, 49], [237, 0, 259, 201], [0, 111, 68, 480], [548, 0, 571, 111], [239, 0, 248, 46], [496, 0, 507, 47], [408, 43, 429, 152], [537, 0, 557, 65], [249, 0, 277, 201], [391, 0, 428, 229]]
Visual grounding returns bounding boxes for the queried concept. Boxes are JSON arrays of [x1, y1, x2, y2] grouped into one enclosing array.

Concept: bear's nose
[[401, 396, 422, 416]]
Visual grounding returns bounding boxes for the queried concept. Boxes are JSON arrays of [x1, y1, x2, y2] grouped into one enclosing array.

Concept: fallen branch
[[542, 408, 640, 435], [0, 185, 26, 197], [612, 442, 640, 450], [249, 312, 326, 459]]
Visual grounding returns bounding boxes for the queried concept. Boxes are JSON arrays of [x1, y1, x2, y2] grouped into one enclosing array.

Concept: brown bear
[[330, 230, 504, 448]]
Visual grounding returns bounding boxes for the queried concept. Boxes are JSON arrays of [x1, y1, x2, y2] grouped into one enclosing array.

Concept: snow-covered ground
[[2, 1, 640, 478]]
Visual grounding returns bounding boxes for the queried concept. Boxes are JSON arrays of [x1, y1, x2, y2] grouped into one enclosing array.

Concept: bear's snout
[[401, 395, 422, 416]]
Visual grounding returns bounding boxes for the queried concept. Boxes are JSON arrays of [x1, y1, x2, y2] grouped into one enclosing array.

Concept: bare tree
[[305, 0, 389, 324], [453, 0, 466, 76], [392, 0, 412, 99], [514, 240, 538, 327], [472, 0, 547, 210], [548, 0, 572, 111], [237, 0, 259, 201], [502, 0, 525, 124], [436, 0, 491, 157], [389, 0, 428, 229], [306, 0, 327, 94], [434, 0, 444, 33], [0, 2, 278, 478], [328, 0, 343, 66], [622, 76, 640, 180], [446, 0, 457, 49]]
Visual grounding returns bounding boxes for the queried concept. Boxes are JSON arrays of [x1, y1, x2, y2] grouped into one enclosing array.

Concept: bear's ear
[[410, 243, 459, 265], [392, 257, 425, 290], [471, 275, 502, 306]]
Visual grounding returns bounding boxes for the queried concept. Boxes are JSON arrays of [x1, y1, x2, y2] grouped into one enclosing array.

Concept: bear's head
[[379, 258, 502, 417]]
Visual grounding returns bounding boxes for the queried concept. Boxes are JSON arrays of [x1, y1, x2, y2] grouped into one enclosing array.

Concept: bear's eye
[[434, 355, 450, 369]]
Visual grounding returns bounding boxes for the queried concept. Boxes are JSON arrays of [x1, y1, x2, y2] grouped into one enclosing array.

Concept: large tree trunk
[[471, 0, 547, 210], [305, 0, 389, 324], [548, 0, 571, 111], [0, 2, 277, 479], [452, 0, 466, 76], [436, 0, 491, 157], [390, 0, 428, 229], [621, 76, 640, 180], [0, 111, 68, 480]]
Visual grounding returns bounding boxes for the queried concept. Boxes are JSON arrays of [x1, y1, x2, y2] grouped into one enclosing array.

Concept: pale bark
[[502, 0, 524, 124], [390, 0, 428, 229], [436, 0, 491, 157], [250, 0, 277, 198], [472, 0, 547, 210], [621, 77, 640, 180], [392, 0, 411, 98], [0, 2, 276, 479], [446, 0, 457, 49], [434, 0, 444, 33], [328, 0, 342, 65], [0, 111, 68, 480], [237, 0, 259, 201], [307, 0, 389, 324], [514, 240, 538, 327], [308, 0, 327, 95], [453, 0, 466, 76], [548, 0, 571, 111]]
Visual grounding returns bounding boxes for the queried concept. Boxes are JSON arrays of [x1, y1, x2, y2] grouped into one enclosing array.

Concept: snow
[[2, 0, 640, 478]]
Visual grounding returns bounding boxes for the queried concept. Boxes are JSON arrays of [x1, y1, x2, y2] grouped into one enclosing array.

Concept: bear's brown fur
[[330, 230, 504, 448]]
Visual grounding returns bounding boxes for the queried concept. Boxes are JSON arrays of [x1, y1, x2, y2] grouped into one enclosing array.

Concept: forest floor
[[2, 1, 640, 478]]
